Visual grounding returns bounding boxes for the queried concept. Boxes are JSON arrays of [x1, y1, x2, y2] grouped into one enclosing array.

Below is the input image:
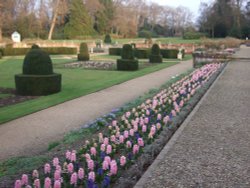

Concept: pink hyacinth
[[110, 163, 118, 175], [171, 109, 176, 117], [119, 135, 124, 144], [88, 171, 95, 182], [156, 123, 161, 130], [66, 150, 71, 160], [88, 159, 95, 171], [44, 177, 51, 188], [85, 153, 91, 161], [54, 170, 61, 181], [133, 144, 139, 155], [129, 129, 134, 136], [100, 144, 106, 152], [146, 110, 150, 116], [78, 168, 84, 180], [157, 114, 162, 120], [99, 133, 103, 143], [133, 124, 138, 132], [67, 163, 74, 173], [125, 111, 131, 118], [102, 160, 109, 170], [112, 120, 117, 127], [70, 172, 78, 185], [104, 156, 111, 165], [70, 151, 76, 162], [111, 135, 116, 142], [124, 130, 129, 138], [144, 117, 149, 124], [32, 170, 39, 179], [120, 156, 126, 166], [44, 163, 51, 174], [14, 180, 21, 188], [34, 179, 41, 188], [103, 137, 109, 145], [54, 180, 61, 188], [90, 147, 97, 156], [138, 138, 144, 147], [150, 126, 156, 136], [142, 125, 147, 132], [126, 140, 132, 148], [163, 116, 170, 124], [53, 157, 59, 167], [106, 145, 112, 154], [21, 174, 28, 185], [116, 131, 120, 138], [56, 165, 62, 173]]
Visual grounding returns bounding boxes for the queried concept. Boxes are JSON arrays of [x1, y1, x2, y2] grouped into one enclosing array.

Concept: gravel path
[[0, 60, 192, 161], [135, 46, 250, 187]]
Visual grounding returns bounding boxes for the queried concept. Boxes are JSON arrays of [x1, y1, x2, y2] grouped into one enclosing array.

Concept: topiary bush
[[15, 45, 61, 96], [117, 44, 138, 71], [149, 44, 162, 63], [104, 34, 112, 44], [134, 48, 151, 59], [78, 42, 89, 61], [109, 48, 122, 56]]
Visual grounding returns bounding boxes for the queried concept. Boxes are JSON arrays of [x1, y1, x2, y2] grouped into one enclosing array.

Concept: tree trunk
[[48, 0, 60, 40], [0, 27, 2, 42]]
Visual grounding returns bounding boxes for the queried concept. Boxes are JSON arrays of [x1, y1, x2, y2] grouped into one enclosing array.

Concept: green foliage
[[104, 34, 112, 44], [0, 49, 2, 59], [121, 44, 134, 60], [160, 49, 184, 59], [150, 44, 162, 63], [23, 48, 53, 75], [31, 44, 40, 49], [78, 42, 89, 61], [138, 30, 152, 39], [15, 73, 62, 96], [134, 48, 151, 59], [183, 32, 205, 39], [117, 59, 139, 71], [109, 48, 122, 56], [64, 0, 95, 39], [2, 47, 77, 56]]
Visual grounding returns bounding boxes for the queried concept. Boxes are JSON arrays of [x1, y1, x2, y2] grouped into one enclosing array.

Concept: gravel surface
[[135, 46, 250, 187], [0, 60, 192, 161]]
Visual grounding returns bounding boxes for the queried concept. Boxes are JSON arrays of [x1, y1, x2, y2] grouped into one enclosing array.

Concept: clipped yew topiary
[[149, 44, 162, 63], [78, 42, 89, 61], [104, 34, 112, 44], [117, 44, 138, 71], [15, 45, 61, 96]]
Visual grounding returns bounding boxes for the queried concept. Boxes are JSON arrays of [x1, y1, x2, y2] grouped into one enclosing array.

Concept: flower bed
[[14, 63, 224, 188], [64, 61, 115, 70]]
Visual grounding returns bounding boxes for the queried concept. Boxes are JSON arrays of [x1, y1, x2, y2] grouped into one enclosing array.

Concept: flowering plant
[[14, 63, 223, 188]]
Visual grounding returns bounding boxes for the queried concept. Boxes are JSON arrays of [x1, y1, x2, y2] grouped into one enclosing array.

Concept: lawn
[[0, 56, 179, 124]]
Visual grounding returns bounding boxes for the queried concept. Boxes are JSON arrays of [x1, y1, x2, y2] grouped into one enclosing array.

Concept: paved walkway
[[135, 46, 250, 187], [0, 60, 192, 161]]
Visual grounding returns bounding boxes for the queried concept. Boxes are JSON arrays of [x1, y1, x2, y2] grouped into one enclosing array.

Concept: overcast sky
[[150, 0, 213, 19]]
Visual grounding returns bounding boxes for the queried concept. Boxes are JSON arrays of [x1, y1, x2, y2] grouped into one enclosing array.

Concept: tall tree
[[64, 0, 95, 38]]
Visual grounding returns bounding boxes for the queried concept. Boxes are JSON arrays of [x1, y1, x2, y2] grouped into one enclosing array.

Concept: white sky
[[150, 0, 213, 18]]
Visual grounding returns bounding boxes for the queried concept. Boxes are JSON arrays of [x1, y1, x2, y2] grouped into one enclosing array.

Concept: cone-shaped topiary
[[15, 45, 61, 96], [104, 34, 112, 44], [78, 42, 89, 61], [117, 44, 138, 71], [149, 43, 162, 63]]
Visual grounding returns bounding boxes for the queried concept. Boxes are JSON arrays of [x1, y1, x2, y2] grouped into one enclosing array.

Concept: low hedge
[[15, 73, 62, 96], [0, 48, 3, 59], [117, 59, 139, 71], [109, 48, 122, 56], [2, 47, 77, 56], [134, 48, 151, 59], [160, 49, 185, 59]]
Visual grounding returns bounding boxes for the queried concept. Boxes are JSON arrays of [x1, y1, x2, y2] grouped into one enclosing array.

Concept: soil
[[0, 88, 37, 108]]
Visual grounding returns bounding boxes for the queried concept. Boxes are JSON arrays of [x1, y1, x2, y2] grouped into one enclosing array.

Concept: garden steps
[[135, 58, 250, 187], [0, 60, 192, 161]]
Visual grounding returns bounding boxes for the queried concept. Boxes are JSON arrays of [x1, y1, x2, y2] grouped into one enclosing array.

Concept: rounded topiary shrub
[[78, 42, 89, 61], [149, 44, 162, 63], [104, 34, 112, 44], [15, 45, 61, 96], [117, 44, 138, 71]]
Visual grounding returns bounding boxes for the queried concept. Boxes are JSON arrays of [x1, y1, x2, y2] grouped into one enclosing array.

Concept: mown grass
[[0, 56, 179, 124]]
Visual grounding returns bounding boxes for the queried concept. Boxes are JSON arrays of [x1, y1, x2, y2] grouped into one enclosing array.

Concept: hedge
[[0, 48, 3, 59], [134, 48, 151, 59], [15, 73, 62, 96], [2, 47, 77, 56], [109, 48, 122, 56], [160, 49, 185, 59], [117, 59, 139, 71]]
